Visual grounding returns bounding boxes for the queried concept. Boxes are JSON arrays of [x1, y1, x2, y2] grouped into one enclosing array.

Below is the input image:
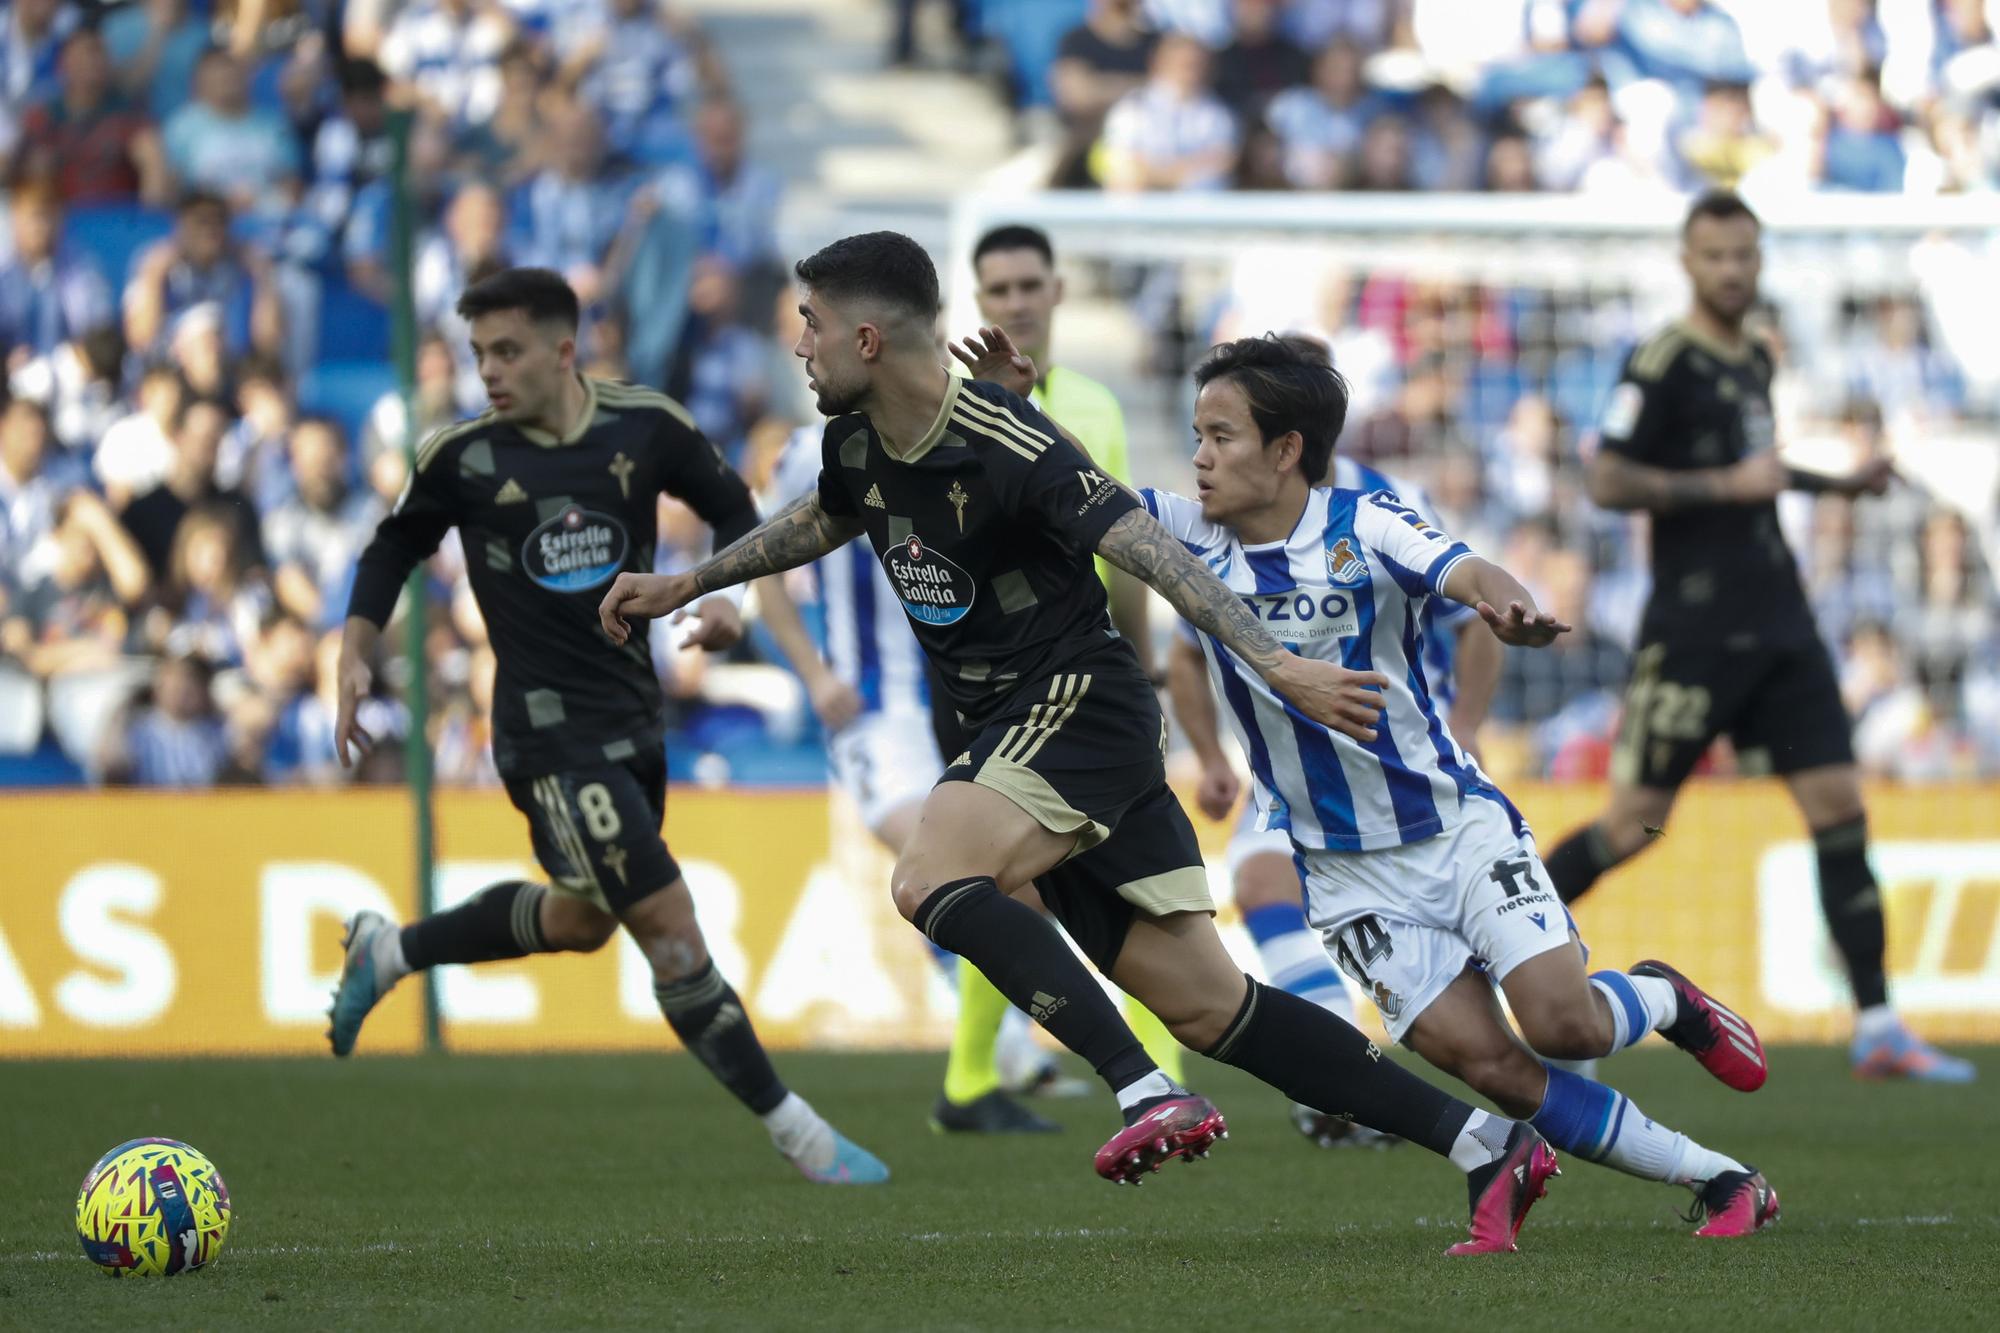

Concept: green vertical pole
[[388, 109, 441, 1053]]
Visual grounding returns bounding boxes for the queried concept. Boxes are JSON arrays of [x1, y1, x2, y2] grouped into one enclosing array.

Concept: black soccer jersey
[[349, 377, 757, 779], [1598, 321, 1813, 642], [815, 375, 1142, 730]]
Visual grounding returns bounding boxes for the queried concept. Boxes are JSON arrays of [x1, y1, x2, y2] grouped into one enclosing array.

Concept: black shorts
[[501, 745, 680, 914], [1611, 631, 1855, 791], [938, 646, 1211, 972]]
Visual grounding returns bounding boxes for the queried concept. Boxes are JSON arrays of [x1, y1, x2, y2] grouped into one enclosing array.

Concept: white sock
[[1446, 1108, 1513, 1173], [1855, 1004, 1900, 1041], [1113, 1069, 1180, 1113], [761, 1092, 833, 1168], [371, 920, 410, 986], [1664, 1136, 1749, 1190], [1254, 926, 1356, 1023], [1589, 971, 1679, 1051]]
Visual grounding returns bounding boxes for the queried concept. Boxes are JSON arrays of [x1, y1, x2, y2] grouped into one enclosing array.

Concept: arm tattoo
[[690, 492, 863, 594], [1096, 509, 1287, 676]]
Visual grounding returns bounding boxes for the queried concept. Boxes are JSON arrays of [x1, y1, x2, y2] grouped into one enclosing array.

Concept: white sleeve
[[1139, 486, 1221, 546], [1354, 490, 1474, 598]]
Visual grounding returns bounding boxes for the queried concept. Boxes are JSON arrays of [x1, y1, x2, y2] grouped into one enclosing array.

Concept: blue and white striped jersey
[[1145, 483, 1487, 852], [769, 427, 927, 717], [1330, 457, 1473, 711]]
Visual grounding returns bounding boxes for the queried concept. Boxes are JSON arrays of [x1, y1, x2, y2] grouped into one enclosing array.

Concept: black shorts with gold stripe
[[1611, 628, 1854, 792], [938, 640, 1212, 971], [501, 743, 681, 914]]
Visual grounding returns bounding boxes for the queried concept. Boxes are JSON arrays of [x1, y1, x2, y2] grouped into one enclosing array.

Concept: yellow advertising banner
[[0, 782, 1994, 1059]]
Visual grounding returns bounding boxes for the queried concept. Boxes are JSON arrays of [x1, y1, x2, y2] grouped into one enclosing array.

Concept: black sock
[[1815, 816, 1888, 1010], [1544, 824, 1621, 905], [1206, 979, 1477, 1161], [399, 880, 549, 971], [655, 961, 788, 1115], [913, 876, 1155, 1093]]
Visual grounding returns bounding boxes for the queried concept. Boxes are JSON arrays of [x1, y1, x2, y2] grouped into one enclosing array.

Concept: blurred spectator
[[102, 0, 211, 125], [1100, 34, 1239, 191], [1, 0, 79, 107], [455, 37, 553, 185], [94, 363, 183, 507], [1212, 0, 1310, 123], [1265, 39, 1381, 189], [1, 489, 150, 679], [1483, 127, 1540, 190], [508, 101, 633, 309], [1344, 353, 1467, 464], [8, 323, 125, 456], [1285, 0, 1401, 51], [1484, 393, 1566, 519], [121, 397, 262, 579], [377, 0, 512, 128], [162, 49, 304, 218], [1901, 508, 1992, 690], [0, 397, 60, 578], [362, 331, 464, 469], [414, 183, 511, 407], [557, 0, 707, 165], [100, 651, 234, 787], [217, 353, 297, 512], [1141, 0, 1233, 48], [1412, 85, 1487, 191], [11, 27, 170, 207], [306, 59, 394, 255], [651, 96, 783, 279], [1490, 546, 1630, 731], [1051, 0, 1157, 185], [1676, 80, 1775, 187], [124, 191, 285, 362], [668, 257, 767, 460], [1352, 110, 1417, 189], [152, 500, 268, 665], [1819, 65, 1908, 190], [264, 416, 379, 629], [1602, 0, 1755, 103], [889, 0, 978, 68], [0, 182, 113, 362]]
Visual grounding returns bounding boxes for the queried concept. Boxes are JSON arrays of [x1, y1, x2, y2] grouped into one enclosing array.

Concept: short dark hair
[[1193, 335, 1350, 485], [1683, 189, 1759, 236], [972, 224, 1054, 272], [177, 189, 227, 219], [455, 266, 580, 331], [794, 232, 939, 324], [339, 58, 388, 97]]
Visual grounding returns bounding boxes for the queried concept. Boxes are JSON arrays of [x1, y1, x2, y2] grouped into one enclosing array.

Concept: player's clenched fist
[[1266, 657, 1391, 743], [599, 571, 697, 644]]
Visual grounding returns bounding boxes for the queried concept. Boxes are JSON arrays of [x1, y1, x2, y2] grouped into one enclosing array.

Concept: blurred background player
[[1148, 333, 1778, 1237], [327, 266, 887, 1185], [1540, 192, 1974, 1086], [1171, 341, 1501, 1146]]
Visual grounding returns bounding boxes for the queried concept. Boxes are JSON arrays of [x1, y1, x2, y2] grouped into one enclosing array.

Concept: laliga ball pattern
[[75, 1138, 232, 1277]]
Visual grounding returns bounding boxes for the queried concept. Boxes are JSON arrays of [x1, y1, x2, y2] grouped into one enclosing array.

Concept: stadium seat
[[985, 0, 1089, 108], [299, 361, 401, 444], [316, 277, 392, 363], [62, 204, 174, 285]]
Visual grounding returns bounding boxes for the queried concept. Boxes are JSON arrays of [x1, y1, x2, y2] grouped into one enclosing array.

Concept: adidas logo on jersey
[[495, 478, 530, 504], [864, 484, 886, 509]]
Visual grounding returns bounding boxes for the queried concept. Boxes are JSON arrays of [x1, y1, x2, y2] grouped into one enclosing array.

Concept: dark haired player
[[327, 266, 889, 1183], [1148, 333, 1777, 1237], [602, 232, 1560, 1254], [1540, 191, 1974, 1084]]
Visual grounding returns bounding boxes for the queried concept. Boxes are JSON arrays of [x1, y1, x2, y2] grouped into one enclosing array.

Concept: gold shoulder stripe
[[414, 415, 493, 473], [1630, 328, 1685, 383], [953, 391, 1053, 449], [951, 406, 1038, 463], [594, 380, 698, 431]]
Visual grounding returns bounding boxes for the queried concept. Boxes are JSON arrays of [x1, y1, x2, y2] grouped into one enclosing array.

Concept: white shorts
[[828, 707, 945, 835], [1297, 795, 1573, 1043]]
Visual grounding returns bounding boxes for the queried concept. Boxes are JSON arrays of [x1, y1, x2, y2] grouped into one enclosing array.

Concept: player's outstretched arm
[[598, 492, 862, 644], [1095, 508, 1389, 742], [1587, 447, 1786, 512], [1440, 556, 1572, 648]]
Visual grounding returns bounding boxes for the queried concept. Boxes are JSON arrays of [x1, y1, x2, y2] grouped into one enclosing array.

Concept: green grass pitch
[[3, 1047, 1992, 1330]]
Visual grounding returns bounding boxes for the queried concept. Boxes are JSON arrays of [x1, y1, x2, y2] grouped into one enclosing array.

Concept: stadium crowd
[[0, 0, 1995, 791]]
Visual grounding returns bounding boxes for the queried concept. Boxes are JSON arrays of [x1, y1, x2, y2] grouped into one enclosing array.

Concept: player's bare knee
[[1518, 1003, 1611, 1062], [1458, 1049, 1545, 1119], [551, 912, 618, 953], [888, 858, 937, 922]]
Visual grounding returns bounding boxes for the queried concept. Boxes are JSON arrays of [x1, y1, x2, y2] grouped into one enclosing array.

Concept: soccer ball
[[74, 1138, 232, 1277]]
